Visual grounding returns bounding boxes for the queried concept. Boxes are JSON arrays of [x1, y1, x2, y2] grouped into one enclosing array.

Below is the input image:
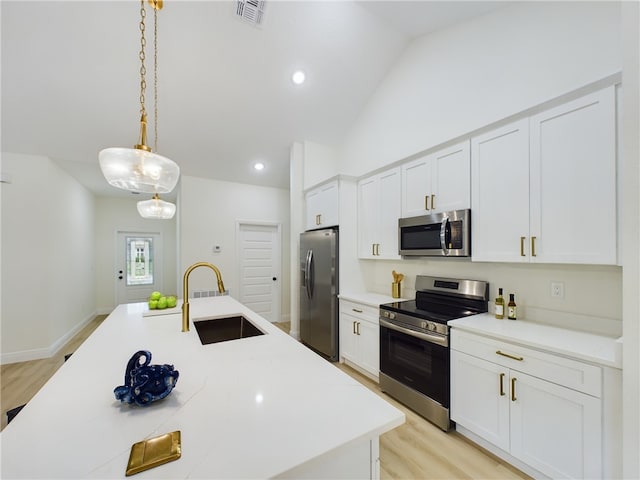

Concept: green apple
[[148, 299, 158, 309], [150, 291, 162, 301], [166, 296, 177, 308], [157, 296, 168, 309]]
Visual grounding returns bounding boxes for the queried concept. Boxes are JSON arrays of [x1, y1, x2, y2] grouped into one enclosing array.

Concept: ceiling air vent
[[236, 0, 266, 26]]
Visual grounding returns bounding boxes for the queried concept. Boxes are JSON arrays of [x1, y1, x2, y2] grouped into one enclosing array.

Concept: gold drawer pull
[[520, 236, 526, 256], [496, 350, 524, 361], [431, 194, 435, 210], [425, 195, 430, 210], [352, 321, 357, 334], [511, 377, 517, 401], [352, 308, 363, 313], [499, 373, 505, 396], [531, 236, 537, 257]]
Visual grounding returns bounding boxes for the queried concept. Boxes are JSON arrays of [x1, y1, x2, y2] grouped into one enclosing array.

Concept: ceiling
[[1, 0, 507, 198]]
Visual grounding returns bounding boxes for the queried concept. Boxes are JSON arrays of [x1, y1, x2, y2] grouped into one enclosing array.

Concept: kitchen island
[[1, 297, 404, 479]]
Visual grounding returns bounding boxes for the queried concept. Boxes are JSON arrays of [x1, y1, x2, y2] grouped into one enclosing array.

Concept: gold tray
[[126, 431, 182, 476]]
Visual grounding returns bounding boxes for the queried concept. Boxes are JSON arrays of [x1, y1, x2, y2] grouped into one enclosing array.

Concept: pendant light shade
[[99, 146, 179, 194], [137, 194, 176, 219], [99, 0, 179, 197]]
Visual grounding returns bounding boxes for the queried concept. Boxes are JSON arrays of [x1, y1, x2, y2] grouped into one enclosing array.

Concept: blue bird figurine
[[114, 350, 179, 406]]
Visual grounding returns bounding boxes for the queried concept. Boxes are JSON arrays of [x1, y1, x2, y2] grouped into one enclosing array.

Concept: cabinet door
[[377, 168, 401, 259], [305, 188, 322, 231], [509, 371, 602, 479], [356, 318, 379, 378], [358, 176, 379, 258], [401, 155, 431, 218], [431, 141, 471, 213], [339, 311, 358, 364], [305, 182, 339, 230], [318, 182, 339, 228], [471, 119, 530, 262], [451, 350, 510, 451], [530, 87, 616, 264]]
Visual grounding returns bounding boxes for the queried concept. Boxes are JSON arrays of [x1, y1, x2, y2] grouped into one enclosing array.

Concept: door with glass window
[[116, 232, 163, 305]]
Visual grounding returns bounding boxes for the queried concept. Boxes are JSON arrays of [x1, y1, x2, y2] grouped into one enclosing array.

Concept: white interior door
[[116, 232, 163, 305], [237, 223, 281, 322]]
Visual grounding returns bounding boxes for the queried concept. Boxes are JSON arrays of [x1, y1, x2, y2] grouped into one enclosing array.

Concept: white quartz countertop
[[339, 292, 407, 307], [449, 313, 622, 369], [1, 296, 404, 479]]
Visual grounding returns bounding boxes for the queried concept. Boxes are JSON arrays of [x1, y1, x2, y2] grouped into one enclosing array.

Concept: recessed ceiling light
[[292, 70, 306, 85], [254, 162, 265, 171]]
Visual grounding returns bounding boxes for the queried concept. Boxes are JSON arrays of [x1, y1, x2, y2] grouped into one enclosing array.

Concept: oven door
[[379, 319, 450, 408]]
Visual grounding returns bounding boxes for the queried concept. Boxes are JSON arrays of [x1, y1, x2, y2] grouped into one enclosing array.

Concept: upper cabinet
[[305, 180, 339, 230], [358, 167, 401, 259], [401, 141, 471, 218], [472, 86, 617, 265]]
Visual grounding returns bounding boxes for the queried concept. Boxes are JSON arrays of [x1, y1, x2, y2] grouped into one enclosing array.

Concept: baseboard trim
[[1, 311, 98, 365]]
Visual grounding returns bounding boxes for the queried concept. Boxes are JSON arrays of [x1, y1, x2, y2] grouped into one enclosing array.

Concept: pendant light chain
[[153, 6, 159, 153], [138, 0, 147, 119]]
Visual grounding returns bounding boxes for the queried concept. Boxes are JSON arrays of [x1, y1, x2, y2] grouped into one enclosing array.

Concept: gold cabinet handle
[[496, 350, 524, 361], [316, 214, 321, 225], [531, 236, 537, 257], [352, 321, 357, 335], [425, 195, 430, 211], [375, 244, 380, 256], [431, 194, 435, 211], [511, 377, 517, 401], [352, 308, 363, 313], [520, 236, 526, 256], [499, 373, 506, 396], [372, 243, 375, 256], [356, 322, 361, 335]]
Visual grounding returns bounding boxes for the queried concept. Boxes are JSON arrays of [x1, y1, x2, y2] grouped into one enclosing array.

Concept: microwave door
[[440, 217, 450, 255]]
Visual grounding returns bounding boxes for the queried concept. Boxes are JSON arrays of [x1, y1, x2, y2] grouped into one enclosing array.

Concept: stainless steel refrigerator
[[300, 227, 339, 361]]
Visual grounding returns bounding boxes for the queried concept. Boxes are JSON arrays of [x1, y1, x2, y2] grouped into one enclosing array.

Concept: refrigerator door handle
[[305, 249, 314, 299]]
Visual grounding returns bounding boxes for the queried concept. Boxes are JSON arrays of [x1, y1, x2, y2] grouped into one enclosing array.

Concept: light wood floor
[[2, 318, 530, 479]]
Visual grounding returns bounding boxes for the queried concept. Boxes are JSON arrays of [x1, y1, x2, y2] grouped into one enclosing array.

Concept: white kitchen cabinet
[[305, 180, 339, 230], [358, 167, 401, 259], [339, 299, 380, 380], [401, 140, 470, 218], [471, 86, 617, 264], [471, 119, 530, 262], [451, 329, 604, 479]]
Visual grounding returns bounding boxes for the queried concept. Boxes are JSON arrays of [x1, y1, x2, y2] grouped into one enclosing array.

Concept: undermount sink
[[193, 315, 265, 345]]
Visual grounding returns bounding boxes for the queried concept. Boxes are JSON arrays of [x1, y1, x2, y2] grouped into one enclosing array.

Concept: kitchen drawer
[[451, 329, 601, 397], [339, 300, 379, 324]]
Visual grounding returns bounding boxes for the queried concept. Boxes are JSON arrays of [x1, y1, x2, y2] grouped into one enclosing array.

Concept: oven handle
[[380, 318, 449, 348]]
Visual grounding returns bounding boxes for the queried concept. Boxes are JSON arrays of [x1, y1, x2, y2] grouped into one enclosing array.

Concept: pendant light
[[99, 0, 179, 195], [137, 193, 176, 219]]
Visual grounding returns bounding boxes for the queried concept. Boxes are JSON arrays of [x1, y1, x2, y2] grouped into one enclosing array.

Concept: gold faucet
[[181, 262, 226, 332]]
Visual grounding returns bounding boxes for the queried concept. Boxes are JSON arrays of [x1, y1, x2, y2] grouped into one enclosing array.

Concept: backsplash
[[359, 258, 622, 337]]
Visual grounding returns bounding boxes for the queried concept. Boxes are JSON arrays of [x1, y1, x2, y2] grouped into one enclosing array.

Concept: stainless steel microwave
[[398, 209, 471, 257]]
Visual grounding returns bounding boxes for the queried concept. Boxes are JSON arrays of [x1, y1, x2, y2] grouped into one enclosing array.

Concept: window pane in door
[[126, 237, 154, 286]]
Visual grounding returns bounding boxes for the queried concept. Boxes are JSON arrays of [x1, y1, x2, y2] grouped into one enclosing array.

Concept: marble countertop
[[1, 296, 404, 479], [449, 313, 622, 369]]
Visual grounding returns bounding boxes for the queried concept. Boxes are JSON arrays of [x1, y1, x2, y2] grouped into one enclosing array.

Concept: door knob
[[272, 277, 277, 281]]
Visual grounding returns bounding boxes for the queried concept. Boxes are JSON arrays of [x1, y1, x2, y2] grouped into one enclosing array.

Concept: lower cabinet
[[451, 329, 604, 479], [339, 300, 379, 380]]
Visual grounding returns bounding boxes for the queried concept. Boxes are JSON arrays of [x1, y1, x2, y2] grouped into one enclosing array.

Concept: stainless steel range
[[379, 275, 489, 431]]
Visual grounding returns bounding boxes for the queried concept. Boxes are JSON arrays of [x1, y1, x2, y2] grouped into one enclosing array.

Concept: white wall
[[620, 1, 640, 477], [339, 2, 622, 176], [302, 141, 338, 190], [179, 175, 290, 321], [1, 153, 95, 363], [94, 196, 177, 313]]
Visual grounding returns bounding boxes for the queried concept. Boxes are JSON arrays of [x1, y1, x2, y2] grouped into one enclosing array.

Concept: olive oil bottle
[[494, 288, 505, 319], [507, 294, 517, 320]]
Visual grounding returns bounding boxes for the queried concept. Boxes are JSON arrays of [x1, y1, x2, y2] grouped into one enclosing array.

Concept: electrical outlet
[[551, 281, 565, 299]]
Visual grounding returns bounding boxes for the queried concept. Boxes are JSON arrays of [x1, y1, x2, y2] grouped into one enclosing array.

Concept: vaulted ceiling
[[1, 1, 506, 197]]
